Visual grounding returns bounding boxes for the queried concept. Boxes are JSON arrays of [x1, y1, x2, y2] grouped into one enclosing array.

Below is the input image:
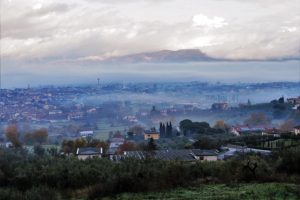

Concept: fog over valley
[[2, 60, 299, 88]]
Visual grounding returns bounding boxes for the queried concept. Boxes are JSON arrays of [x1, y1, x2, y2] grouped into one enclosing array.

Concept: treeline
[[159, 121, 173, 137], [0, 147, 300, 200], [60, 137, 157, 156], [226, 134, 300, 149], [61, 138, 109, 155], [4, 125, 48, 147], [179, 119, 229, 136]]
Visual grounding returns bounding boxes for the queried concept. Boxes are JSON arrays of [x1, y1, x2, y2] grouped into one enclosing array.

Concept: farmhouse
[[80, 131, 94, 138], [230, 125, 270, 136], [111, 149, 218, 162], [287, 97, 300, 105], [211, 103, 228, 110], [144, 128, 160, 140], [293, 125, 300, 135], [76, 147, 103, 160], [261, 128, 281, 137]]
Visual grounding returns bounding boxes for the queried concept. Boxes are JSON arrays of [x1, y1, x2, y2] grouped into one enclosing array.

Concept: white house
[[76, 147, 103, 160], [293, 125, 300, 135], [80, 131, 94, 138]]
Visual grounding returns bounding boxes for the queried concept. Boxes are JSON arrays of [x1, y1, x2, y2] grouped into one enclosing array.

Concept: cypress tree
[[161, 123, 166, 138], [159, 122, 163, 135], [169, 121, 172, 137]]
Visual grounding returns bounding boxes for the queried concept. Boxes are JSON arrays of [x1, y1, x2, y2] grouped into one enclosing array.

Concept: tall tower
[[97, 78, 100, 86]]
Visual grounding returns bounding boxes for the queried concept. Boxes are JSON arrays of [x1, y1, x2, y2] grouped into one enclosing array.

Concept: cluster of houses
[[287, 96, 300, 110], [230, 125, 300, 137], [77, 148, 219, 161], [74, 126, 276, 162], [75, 120, 300, 159], [229, 125, 271, 136], [211, 102, 229, 110], [76, 144, 272, 162], [287, 96, 300, 105], [0, 87, 100, 123]]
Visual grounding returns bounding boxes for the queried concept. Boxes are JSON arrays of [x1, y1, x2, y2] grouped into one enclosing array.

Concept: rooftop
[[115, 149, 218, 161], [76, 147, 102, 155]]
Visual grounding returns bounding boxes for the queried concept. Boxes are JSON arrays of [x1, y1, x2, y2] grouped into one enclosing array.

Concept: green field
[[102, 183, 300, 200], [49, 118, 128, 141], [94, 119, 128, 140]]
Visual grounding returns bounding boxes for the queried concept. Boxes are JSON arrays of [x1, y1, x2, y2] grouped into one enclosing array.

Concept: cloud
[[1, 0, 299, 63], [192, 14, 228, 29]]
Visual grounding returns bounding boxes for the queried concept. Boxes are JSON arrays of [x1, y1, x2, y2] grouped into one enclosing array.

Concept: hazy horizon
[[1, 60, 299, 88]]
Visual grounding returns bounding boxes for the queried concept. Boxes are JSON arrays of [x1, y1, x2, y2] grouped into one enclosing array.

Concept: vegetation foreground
[[1, 147, 300, 200], [106, 183, 300, 200]]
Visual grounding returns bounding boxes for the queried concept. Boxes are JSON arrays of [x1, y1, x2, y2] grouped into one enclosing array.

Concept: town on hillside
[[1, 83, 300, 161]]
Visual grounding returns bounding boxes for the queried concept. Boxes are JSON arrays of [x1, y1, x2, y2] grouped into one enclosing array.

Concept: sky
[[1, 0, 300, 88]]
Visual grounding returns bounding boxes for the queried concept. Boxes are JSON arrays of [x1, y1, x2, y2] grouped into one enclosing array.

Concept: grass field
[[94, 119, 128, 140], [101, 183, 300, 200]]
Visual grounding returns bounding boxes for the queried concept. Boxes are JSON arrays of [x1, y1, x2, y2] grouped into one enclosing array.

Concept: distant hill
[[102, 49, 220, 63], [60, 49, 299, 65]]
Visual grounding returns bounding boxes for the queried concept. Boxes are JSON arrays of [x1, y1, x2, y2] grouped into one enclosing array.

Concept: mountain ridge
[[102, 49, 219, 63]]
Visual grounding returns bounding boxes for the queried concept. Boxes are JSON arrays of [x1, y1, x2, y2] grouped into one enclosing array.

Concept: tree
[[24, 132, 34, 145], [34, 145, 45, 157], [32, 129, 48, 145], [244, 112, 271, 126], [279, 120, 295, 132], [193, 137, 221, 149], [74, 138, 87, 149], [277, 149, 300, 174], [159, 122, 166, 138], [47, 147, 59, 157], [129, 125, 144, 136], [239, 155, 271, 181], [214, 120, 228, 131], [146, 138, 157, 151], [5, 125, 22, 148], [117, 141, 139, 154], [179, 119, 193, 131], [89, 139, 109, 153], [62, 140, 75, 155], [278, 96, 285, 104], [166, 121, 173, 137], [127, 132, 134, 139], [179, 119, 214, 135], [196, 122, 210, 129], [247, 99, 251, 106]]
